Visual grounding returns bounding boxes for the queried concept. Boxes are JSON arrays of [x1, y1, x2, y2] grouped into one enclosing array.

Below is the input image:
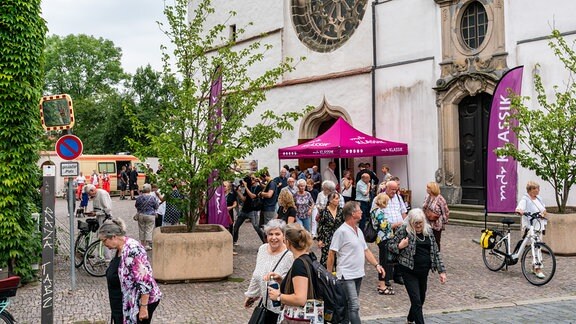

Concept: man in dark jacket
[[129, 165, 139, 200]]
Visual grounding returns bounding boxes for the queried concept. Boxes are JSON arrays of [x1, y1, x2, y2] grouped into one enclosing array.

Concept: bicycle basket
[[77, 220, 89, 232], [480, 229, 496, 249], [86, 218, 100, 232]]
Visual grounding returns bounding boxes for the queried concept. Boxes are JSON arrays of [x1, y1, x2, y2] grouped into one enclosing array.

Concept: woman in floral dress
[[372, 193, 395, 295], [99, 218, 162, 323], [316, 191, 344, 266]]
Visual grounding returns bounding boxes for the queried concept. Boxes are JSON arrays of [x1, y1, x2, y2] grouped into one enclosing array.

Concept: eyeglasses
[[100, 237, 111, 243], [413, 221, 423, 225]]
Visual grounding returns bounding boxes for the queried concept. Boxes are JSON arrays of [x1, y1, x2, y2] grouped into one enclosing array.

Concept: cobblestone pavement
[[8, 198, 576, 323]]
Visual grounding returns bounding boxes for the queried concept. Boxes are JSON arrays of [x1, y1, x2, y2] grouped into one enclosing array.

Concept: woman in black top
[[224, 181, 237, 233], [277, 189, 296, 224], [106, 254, 123, 323], [267, 223, 317, 318], [389, 209, 447, 324]]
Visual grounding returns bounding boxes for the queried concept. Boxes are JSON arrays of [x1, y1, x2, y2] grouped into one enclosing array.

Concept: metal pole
[[68, 177, 76, 290], [41, 165, 56, 324]]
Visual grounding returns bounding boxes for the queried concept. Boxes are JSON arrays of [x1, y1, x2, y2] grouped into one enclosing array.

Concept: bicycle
[[0, 276, 20, 324], [74, 218, 100, 268], [481, 212, 556, 286], [82, 213, 115, 277]]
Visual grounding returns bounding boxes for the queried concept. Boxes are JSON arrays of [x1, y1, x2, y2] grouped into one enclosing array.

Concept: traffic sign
[[60, 162, 79, 177], [55, 135, 83, 161]]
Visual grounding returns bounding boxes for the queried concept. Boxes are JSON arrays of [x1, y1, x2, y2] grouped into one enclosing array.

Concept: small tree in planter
[[129, 0, 306, 233], [497, 30, 576, 213]]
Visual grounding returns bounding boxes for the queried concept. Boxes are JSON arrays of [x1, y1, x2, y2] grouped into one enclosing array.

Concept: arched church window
[[461, 2, 487, 49]]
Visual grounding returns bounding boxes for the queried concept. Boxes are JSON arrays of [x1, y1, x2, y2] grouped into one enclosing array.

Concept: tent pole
[[338, 158, 342, 187], [405, 156, 410, 189]]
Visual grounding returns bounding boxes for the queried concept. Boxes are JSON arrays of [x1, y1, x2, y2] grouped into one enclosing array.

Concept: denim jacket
[[388, 224, 446, 273]]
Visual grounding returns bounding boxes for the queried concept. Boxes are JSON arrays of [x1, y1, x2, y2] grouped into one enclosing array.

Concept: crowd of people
[[238, 162, 450, 324], [75, 157, 552, 323], [80, 160, 453, 323]]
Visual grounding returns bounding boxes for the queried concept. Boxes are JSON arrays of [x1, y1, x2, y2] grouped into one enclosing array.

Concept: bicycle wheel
[[74, 233, 89, 268], [521, 242, 556, 286], [83, 241, 110, 277], [482, 231, 508, 271], [0, 311, 15, 324]]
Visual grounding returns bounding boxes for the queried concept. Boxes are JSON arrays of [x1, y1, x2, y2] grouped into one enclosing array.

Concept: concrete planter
[[152, 224, 233, 282], [544, 213, 576, 256]]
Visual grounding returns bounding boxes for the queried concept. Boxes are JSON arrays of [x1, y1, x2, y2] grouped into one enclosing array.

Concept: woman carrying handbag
[[422, 182, 449, 251], [245, 220, 293, 324]]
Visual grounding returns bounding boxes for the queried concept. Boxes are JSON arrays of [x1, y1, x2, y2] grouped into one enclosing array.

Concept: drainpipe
[[371, 0, 377, 169]]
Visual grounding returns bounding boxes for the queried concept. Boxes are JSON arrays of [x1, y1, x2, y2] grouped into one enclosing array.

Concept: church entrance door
[[458, 93, 492, 205]]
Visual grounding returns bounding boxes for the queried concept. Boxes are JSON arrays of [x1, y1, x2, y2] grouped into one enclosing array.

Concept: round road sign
[[55, 134, 83, 161]]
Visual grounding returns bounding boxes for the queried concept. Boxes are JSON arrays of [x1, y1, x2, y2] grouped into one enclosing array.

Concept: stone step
[[448, 205, 521, 230]]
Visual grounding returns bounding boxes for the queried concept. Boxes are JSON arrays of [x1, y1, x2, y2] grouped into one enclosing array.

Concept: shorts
[[129, 182, 138, 190], [120, 182, 127, 191]]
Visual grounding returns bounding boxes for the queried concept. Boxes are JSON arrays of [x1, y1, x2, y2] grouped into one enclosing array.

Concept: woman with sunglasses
[[388, 208, 446, 324]]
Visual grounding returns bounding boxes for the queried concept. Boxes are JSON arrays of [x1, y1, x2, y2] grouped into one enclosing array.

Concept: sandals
[[377, 286, 395, 295]]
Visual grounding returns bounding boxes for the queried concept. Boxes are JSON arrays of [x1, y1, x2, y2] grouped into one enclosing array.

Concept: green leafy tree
[[123, 65, 170, 148], [0, 0, 46, 281], [43, 34, 128, 153], [498, 30, 576, 213], [129, 0, 307, 232]]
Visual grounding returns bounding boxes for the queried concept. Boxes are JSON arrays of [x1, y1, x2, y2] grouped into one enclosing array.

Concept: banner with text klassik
[[486, 66, 523, 212]]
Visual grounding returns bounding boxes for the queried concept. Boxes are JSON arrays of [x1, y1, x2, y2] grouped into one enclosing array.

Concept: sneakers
[[533, 269, 546, 279], [233, 242, 239, 246], [145, 246, 152, 251]]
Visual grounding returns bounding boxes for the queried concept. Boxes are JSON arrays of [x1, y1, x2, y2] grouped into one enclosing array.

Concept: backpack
[[302, 252, 348, 323]]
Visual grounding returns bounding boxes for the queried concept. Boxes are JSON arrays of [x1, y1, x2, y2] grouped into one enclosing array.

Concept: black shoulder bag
[[248, 250, 289, 324]]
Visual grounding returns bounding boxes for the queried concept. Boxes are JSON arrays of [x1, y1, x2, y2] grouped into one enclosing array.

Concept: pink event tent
[[278, 117, 408, 159]]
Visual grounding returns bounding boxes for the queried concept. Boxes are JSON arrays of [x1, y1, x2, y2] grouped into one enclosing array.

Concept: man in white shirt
[[84, 184, 112, 225], [280, 177, 297, 196], [322, 161, 338, 188], [382, 180, 407, 285], [327, 201, 384, 324]]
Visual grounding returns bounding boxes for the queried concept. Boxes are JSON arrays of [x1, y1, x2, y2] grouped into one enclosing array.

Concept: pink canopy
[[278, 117, 408, 159]]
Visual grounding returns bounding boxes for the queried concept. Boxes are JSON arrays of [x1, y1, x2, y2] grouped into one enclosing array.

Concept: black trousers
[[400, 266, 429, 324], [377, 240, 393, 284]]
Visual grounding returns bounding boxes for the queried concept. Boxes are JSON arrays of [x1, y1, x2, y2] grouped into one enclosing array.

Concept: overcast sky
[[41, 0, 169, 74]]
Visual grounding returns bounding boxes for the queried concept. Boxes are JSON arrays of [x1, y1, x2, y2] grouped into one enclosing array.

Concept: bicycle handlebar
[[522, 212, 543, 219]]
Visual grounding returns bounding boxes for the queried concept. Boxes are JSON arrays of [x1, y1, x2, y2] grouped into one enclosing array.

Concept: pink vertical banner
[[207, 68, 229, 227], [486, 66, 524, 212]]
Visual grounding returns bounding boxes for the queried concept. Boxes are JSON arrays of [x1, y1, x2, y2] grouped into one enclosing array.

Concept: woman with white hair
[[388, 208, 447, 324], [244, 219, 294, 324], [134, 183, 158, 251]]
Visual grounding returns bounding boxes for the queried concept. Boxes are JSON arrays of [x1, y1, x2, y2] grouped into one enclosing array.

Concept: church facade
[[199, 0, 576, 207]]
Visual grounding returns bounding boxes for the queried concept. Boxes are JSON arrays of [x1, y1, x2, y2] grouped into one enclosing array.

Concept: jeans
[[233, 210, 264, 243], [358, 201, 370, 231], [340, 277, 363, 324], [401, 266, 429, 324], [296, 217, 311, 232], [262, 210, 276, 225]]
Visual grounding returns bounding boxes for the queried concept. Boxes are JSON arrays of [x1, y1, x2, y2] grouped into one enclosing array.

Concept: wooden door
[[458, 93, 491, 205]]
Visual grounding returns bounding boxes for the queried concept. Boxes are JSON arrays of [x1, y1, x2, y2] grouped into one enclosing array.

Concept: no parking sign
[[55, 134, 83, 160]]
